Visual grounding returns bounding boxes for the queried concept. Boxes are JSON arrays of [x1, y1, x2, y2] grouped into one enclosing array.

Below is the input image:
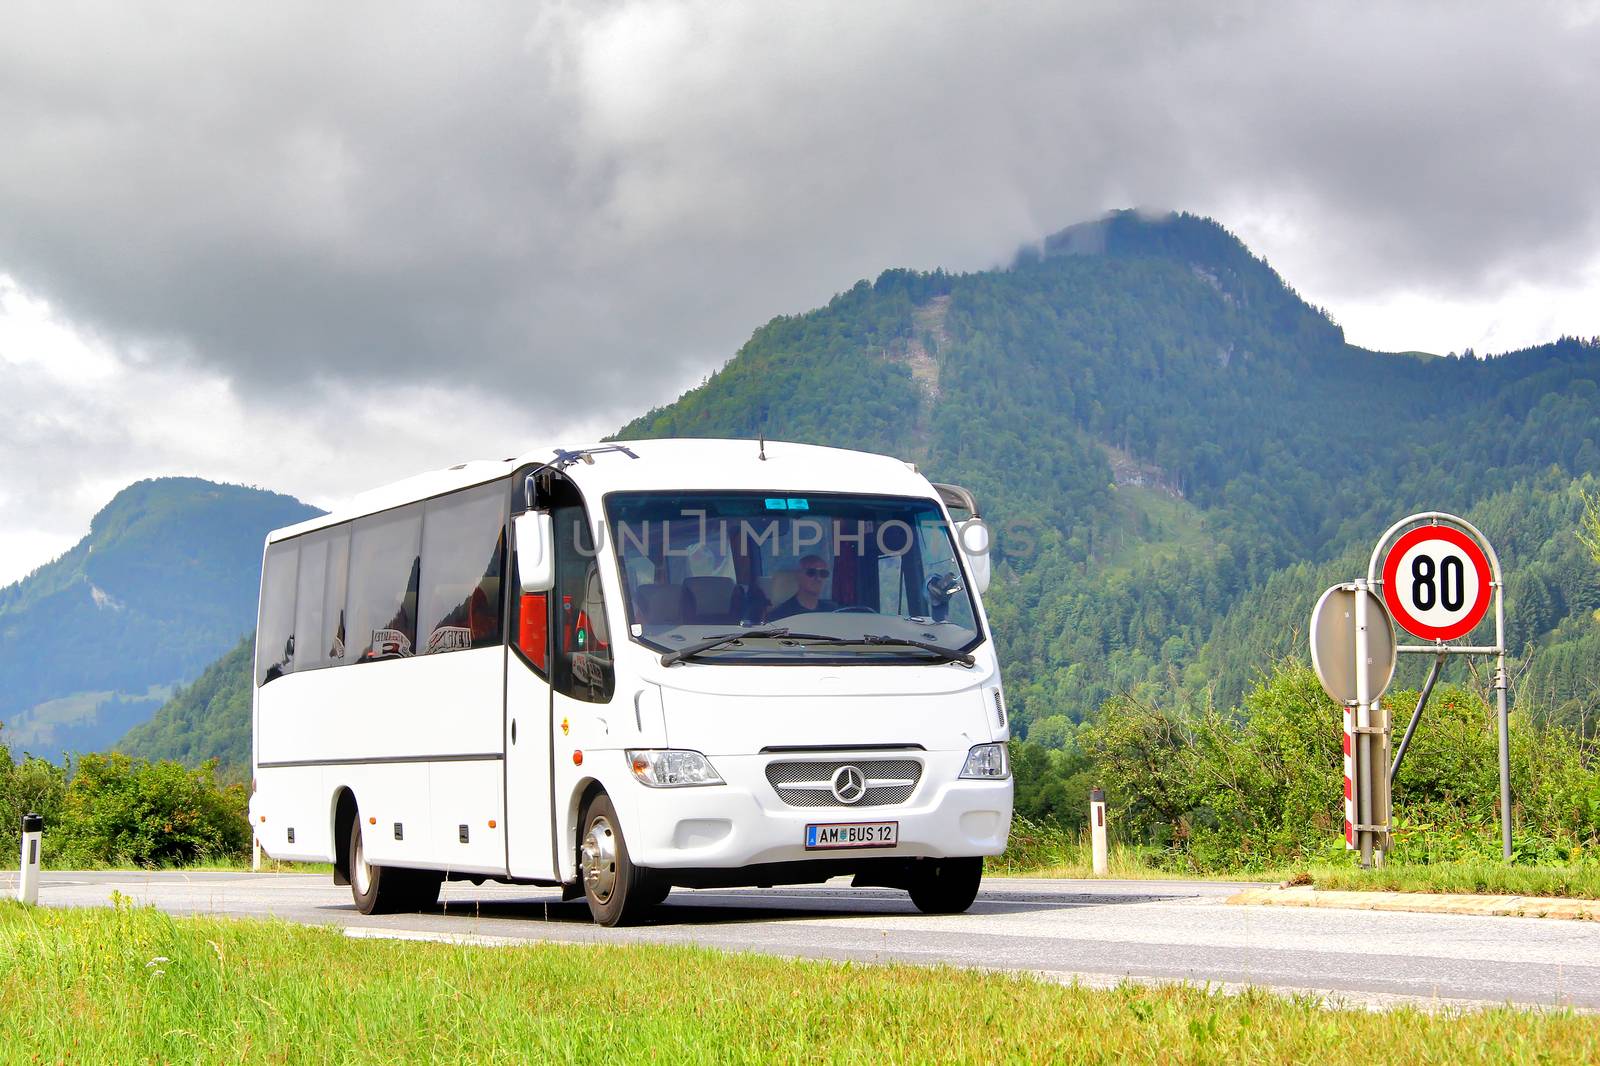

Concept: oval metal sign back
[[1310, 584, 1398, 705], [1380, 524, 1493, 642]]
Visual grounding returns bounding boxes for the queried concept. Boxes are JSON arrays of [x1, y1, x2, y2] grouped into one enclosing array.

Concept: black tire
[[348, 815, 442, 915], [400, 869, 444, 911], [638, 877, 672, 908], [578, 793, 659, 926], [908, 857, 983, 914]]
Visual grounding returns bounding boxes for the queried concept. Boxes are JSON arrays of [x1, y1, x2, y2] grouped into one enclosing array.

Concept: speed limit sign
[[1380, 524, 1493, 641]]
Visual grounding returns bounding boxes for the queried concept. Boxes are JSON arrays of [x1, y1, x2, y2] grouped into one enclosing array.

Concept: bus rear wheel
[[579, 793, 660, 926], [348, 815, 443, 914], [908, 857, 983, 914]]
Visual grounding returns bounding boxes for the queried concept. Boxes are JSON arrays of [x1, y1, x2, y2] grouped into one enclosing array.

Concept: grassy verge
[[1301, 862, 1600, 900], [988, 817, 1283, 882], [993, 817, 1600, 898], [2, 902, 1596, 1064]]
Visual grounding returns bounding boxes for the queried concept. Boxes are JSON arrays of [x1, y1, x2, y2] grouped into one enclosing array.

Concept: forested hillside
[[619, 211, 1600, 734], [124, 210, 1600, 769], [0, 479, 321, 755]]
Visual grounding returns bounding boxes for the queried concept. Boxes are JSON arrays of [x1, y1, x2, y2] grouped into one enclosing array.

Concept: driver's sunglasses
[[803, 567, 830, 578]]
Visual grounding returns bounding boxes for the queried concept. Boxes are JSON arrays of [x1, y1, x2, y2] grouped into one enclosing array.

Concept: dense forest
[[121, 212, 1600, 817]]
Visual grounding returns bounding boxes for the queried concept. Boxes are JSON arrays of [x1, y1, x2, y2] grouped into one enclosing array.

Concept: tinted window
[[256, 542, 298, 686], [323, 527, 351, 663], [605, 492, 983, 662], [553, 497, 613, 703], [346, 507, 422, 661], [419, 485, 506, 654], [292, 535, 330, 671]]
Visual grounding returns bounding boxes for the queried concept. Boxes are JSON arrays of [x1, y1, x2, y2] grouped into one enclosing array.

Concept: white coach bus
[[250, 439, 1012, 925]]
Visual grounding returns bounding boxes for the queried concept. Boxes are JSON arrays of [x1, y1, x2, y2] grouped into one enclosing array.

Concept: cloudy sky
[[2, 1, 1598, 585]]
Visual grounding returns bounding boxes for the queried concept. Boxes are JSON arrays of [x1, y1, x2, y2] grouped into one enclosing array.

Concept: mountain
[[0, 478, 321, 755], [120, 210, 1600, 765], [117, 635, 253, 768], [616, 210, 1600, 727]]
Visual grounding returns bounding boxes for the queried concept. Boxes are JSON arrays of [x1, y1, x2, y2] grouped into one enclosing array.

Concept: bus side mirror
[[514, 511, 555, 593], [957, 518, 991, 595]]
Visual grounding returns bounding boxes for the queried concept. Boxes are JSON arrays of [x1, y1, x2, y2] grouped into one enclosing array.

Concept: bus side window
[[419, 485, 506, 655], [323, 528, 350, 663], [347, 506, 422, 661], [553, 501, 613, 704], [292, 535, 329, 671], [256, 542, 299, 686]]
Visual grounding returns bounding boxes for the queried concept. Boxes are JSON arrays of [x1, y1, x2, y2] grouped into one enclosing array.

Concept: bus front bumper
[[618, 752, 1013, 870]]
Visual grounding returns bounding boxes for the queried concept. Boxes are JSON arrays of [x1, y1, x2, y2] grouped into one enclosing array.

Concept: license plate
[[805, 821, 898, 850]]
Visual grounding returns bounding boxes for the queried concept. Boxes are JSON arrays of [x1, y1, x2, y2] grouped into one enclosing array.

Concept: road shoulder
[[1230, 885, 1600, 921]]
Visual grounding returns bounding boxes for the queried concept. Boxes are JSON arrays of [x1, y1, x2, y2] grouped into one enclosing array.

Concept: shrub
[[1074, 659, 1600, 871], [0, 731, 68, 862], [51, 753, 250, 867]]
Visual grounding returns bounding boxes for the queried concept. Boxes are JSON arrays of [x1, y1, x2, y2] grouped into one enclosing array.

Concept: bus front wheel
[[348, 814, 443, 914], [908, 857, 983, 914], [579, 793, 659, 926]]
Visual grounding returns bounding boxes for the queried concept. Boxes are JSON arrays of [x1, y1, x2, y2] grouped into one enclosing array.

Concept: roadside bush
[[1073, 660, 1600, 872], [51, 753, 250, 868], [0, 730, 68, 862]]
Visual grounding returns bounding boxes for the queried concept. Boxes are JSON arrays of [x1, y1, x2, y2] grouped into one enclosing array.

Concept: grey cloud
[[0, 0, 1596, 424]]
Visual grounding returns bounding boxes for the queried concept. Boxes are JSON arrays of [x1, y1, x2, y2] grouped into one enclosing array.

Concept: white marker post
[[18, 813, 43, 905], [1089, 787, 1108, 876], [252, 828, 262, 872]]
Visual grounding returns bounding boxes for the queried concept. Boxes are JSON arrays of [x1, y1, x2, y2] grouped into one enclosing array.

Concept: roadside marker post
[[17, 813, 43, 905], [253, 829, 262, 872], [1089, 788, 1107, 876]]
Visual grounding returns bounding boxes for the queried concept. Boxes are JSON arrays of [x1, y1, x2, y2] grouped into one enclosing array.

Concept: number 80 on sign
[[1380, 525, 1493, 642]]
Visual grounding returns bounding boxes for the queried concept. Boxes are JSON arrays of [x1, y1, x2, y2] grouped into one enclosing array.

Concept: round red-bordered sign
[[1381, 524, 1493, 641]]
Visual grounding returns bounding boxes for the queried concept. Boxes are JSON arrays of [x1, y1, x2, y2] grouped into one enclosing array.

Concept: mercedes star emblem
[[831, 764, 867, 804]]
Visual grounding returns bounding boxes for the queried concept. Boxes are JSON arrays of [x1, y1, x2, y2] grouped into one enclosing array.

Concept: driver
[[768, 553, 837, 620]]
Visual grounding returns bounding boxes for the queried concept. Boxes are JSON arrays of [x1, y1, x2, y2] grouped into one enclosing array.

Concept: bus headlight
[[959, 743, 1010, 779], [627, 749, 725, 787]]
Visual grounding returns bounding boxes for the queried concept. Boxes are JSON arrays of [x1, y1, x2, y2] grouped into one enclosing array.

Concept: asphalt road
[[6, 870, 1598, 1011]]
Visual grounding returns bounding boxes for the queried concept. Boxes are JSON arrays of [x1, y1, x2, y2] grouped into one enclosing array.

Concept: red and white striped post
[[1343, 705, 1356, 849]]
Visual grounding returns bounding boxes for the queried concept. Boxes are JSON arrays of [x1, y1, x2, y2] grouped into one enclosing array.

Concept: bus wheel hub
[[582, 817, 618, 902]]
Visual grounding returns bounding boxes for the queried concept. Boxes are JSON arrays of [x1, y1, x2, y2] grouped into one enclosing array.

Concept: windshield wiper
[[858, 634, 975, 666], [660, 626, 790, 666]]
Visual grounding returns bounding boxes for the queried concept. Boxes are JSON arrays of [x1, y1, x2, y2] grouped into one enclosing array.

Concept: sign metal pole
[[1495, 572, 1512, 860], [1353, 579, 1374, 867]]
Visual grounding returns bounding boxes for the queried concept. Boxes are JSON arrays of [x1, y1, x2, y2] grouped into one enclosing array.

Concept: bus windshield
[[604, 492, 982, 663]]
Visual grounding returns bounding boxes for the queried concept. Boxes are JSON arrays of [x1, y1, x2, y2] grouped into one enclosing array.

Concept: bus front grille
[[764, 758, 922, 807]]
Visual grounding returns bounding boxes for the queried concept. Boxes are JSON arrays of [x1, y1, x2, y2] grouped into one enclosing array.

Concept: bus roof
[[266, 438, 933, 543]]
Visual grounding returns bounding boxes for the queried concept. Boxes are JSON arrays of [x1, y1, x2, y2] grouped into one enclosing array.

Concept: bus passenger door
[[505, 581, 556, 881]]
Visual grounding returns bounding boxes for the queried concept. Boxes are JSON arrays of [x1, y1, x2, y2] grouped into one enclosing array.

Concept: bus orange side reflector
[[573, 750, 583, 766], [369, 817, 376, 825], [488, 820, 497, 829]]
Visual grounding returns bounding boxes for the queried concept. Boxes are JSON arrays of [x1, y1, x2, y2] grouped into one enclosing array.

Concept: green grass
[[2, 901, 1596, 1064], [993, 817, 1600, 898], [1303, 862, 1600, 900], [989, 817, 1282, 882]]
